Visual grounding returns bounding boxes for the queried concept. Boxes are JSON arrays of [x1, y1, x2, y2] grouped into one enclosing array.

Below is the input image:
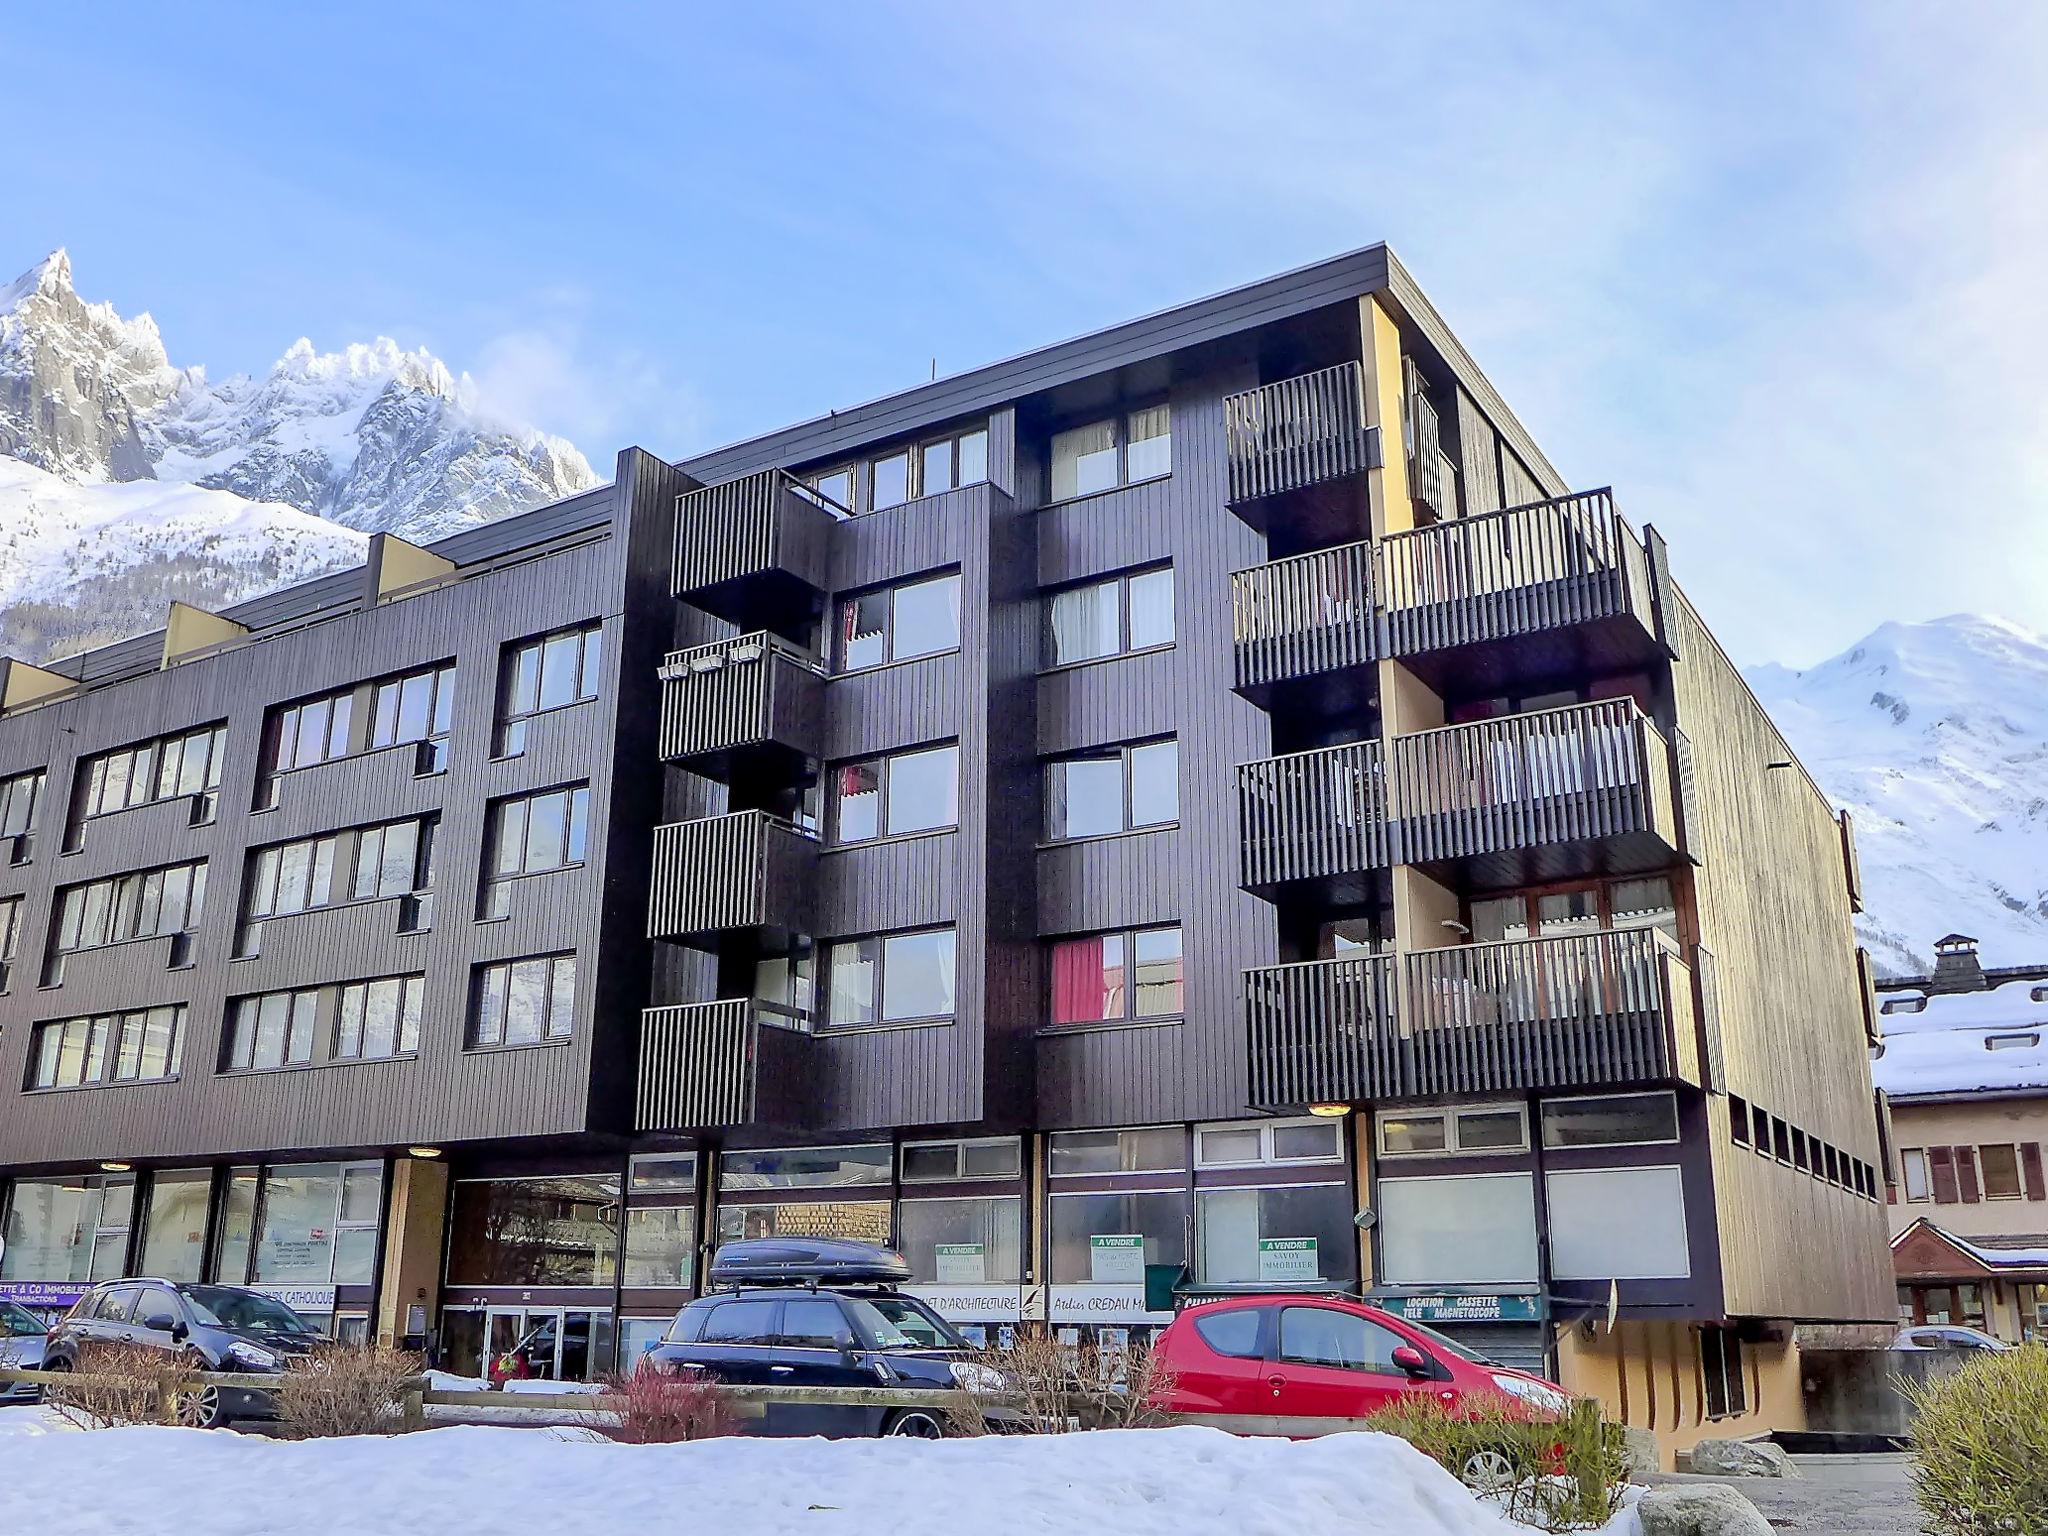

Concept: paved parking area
[[1646, 1455, 1926, 1536]]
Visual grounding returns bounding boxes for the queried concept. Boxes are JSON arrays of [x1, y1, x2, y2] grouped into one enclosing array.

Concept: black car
[[644, 1239, 1009, 1439], [44, 1279, 322, 1427]]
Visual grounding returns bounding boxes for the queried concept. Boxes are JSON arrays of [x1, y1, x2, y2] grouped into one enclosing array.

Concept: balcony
[[1245, 929, 1700, 1108], [1379, 489, 1666, 688], [1238, 740, 1389, 900], [1230, 539, 1377, 704], [657, 632, 824, 782], [672, 468, 838, 632], [1222, 362, 1382, 536], [1388, 699, 1680, 885], [648, 811, 816, 945], [636, 1000, 813, 1131]]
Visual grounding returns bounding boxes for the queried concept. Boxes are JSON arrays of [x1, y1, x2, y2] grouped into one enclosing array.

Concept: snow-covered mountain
[[1748, 614, 2048, 978], [0, 249, 598, 658]]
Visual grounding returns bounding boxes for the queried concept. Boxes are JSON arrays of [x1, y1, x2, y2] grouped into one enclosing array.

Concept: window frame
[[1376, 1103, 1530, 1159], [222, 988, 321, 1074], [820, 926, 958, 1031], [825, 742, 960, 845], [1046, 923, 1184, 1030], [75, 725, 226, 830], [468, 952, 579, 1050], [480, 785, 591, 917], [1043, 738, 1178, 842], [1900, 1147, 1932, 1202], [833, 572, 963, 674], [899, 1136, 1025, 1184], [27, 1005, 187, 1091], [1039, 565, 1175, 671], [1979, 1143, 2024, 1201], [496, 621, 603, 757], [1046, 404, 1173, 504], [1538, 1090, 1681, 1150], [1194, 1116, 1346, 1171]]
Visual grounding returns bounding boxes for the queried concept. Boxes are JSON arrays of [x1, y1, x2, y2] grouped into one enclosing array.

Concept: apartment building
[[0, 247, 1889, 1461], [1874, 933, 2048, 1341]]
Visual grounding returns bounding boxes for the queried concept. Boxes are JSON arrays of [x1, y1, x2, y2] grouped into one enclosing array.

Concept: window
[[334, 975, 425, 1060], [703, 1299, 779, 1344], [1049, 925, 1182, 1026], [805, 466, 855, 515], [254, 1162, 384, 1286], [1701, 1327, 1747, 1419], [1195, 1185, 1356, 1285], [1042, 567, 1175, 667], [916, 425, 989, 498], [900, 1138, 1023, 1183], [50, 860, 207, 960], [482, 785, 590, 917], [260, 662, 455, 805], [0, 893, 20, 989], [353, 816, 435, 903], [1981, 1144, 2024, 1200], [828, 743, 958, 843], [823, 927, 956, 1027], [1048, 1127, 1185, 1176], [139, 1169, 212, 1282], [446, 1175, 619, 1287], [780, 1297, 854, 1348], [498, 622, 603, 755], [471, 954, 577, 1047], [870, 451, 911, 511], [1049, 1189, 1188, 1284], [1278, 1306, 1407, 1375], [899, 1196, 1023, 1283], [1196, 1117, 1343, 1168], [753, 949, 816, 1025], [1902, 1148, 1932, 1202], [0, 1175, 130, 1284], [246, 835, 338, 921], [720, 1144, 893, 1190], [224, 989, 319, 1071], [1378, 1173, 1539, 1286], [1540, 1092, 1680, 1149], [624, 1152, 699, 1290], [77, 724, 225, 822], [836, 573, 961, 671], [1194, 1308, 1266, 1360], [29, 1006, 185, 1089], [1729, 1096, 1750, 1146], [0, 768, 44, 855], [1377, 1104, 1529, 1157], [1049, 407, 1170, 501], [1546, 1167, 1690, 1280], [1045, 739, 1177, 840], [239, 816, 435, 954], [370, 663, 457, 754]]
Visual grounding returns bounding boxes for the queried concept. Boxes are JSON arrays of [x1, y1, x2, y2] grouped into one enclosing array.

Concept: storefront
[[1047, 1126, 1188, 1338]]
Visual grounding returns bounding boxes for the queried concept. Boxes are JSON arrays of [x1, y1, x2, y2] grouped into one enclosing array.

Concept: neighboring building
[[0, 246, 1889, 1463], [1873, 933, 2048, 1341]]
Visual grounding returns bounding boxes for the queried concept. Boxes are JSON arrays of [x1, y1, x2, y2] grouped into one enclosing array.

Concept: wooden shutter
[[1930, 1146, 1959, 1204], [2024, 1144, 2046, 1202], [1956, 1146, 1982, 1203]]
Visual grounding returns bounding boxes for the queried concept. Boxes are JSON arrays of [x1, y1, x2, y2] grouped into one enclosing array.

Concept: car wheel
[[1460, 1448, 1519, 1493], [175, 1384, 227, 1430], [883, 1409, 946, 1439]]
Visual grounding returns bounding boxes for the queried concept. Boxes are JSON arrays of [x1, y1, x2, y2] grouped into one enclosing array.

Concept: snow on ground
[[0, 1409, 1625, 1536]]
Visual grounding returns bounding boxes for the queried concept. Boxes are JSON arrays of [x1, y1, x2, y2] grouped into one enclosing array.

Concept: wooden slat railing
[[656, 632, 824, 765], [1230, 539, 1377, 691], [1245, 953, 1397, 1107], [1379, 488, 1650, 655], [638, 1000, 812, 1131], [1223, 362, 1381, 505], [1389, 698, 1673, 866], [672, 468, 839, 600], [1237, 740, 1389, 889], [648, 811, 816, 939]]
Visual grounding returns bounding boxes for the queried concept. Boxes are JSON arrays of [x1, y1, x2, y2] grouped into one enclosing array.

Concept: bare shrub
[[949, 1329, 1179, 1435], [271, 1345, 425, 1439], [596, 1362, 736, 1443], [43, 1344, 189, 1430]]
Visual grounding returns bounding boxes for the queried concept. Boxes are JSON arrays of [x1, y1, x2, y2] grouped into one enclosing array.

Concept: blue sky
[[2, 2, 2044, 665]]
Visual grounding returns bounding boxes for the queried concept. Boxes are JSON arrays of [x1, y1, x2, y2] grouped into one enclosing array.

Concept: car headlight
[[949, 1360, 1010, 1392], [1490, 1372, 1571, 1415], [224, 1341, 279, 1370]]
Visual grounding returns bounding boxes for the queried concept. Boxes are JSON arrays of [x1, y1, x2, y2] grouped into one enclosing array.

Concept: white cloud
[[469, 308, 704, 463]]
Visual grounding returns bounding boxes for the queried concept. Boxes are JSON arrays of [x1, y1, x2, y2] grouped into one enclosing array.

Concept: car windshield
[[852, 1295, 966, 1350], [181, 1286, 317, 1335], [0, 1301, 45, 1337], [1396, 1317, 1493, 1365]]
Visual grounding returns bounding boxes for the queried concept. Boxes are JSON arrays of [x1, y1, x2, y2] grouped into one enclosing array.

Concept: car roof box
[[708, 1237, 912, 1286]]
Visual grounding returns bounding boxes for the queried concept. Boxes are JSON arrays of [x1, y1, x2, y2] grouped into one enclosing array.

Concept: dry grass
[[947, 1329, 1180, 1435], [42, 1344, 190, 1429], [271, 1344, 426, 1439]]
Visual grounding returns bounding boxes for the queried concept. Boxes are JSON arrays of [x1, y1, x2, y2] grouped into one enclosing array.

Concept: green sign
[[1257, 1237, 1318, 1282], [1377, 1293, 1544, 1324], [934, 1243, 985, 1283], [1089, 1234, 1145, 1284]]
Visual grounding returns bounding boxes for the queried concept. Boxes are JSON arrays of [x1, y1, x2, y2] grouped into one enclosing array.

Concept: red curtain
[[1051, 938, 1108, 1024]]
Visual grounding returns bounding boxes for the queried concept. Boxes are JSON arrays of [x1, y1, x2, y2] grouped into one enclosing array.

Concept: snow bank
[[0, 1420, 1534, 1536]]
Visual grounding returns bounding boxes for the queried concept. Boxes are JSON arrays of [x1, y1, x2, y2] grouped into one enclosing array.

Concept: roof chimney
[[1929, 934, 1987, 994]]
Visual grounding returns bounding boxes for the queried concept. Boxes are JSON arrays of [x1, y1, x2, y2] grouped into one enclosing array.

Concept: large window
[[1545, 1166, 1690, 1280], [239, 816, 435, 954], [224, 989, 319, 1072], [1195, 1184, 1356, 1286], [497, 622, 604, 757], [1045, 739, 1177, 840], [49, 860, 207, 964], [482, 785, 590, 918], [28, 1005, 185, 1089], [1049, 925, 1182, 1026], [824, 927, 956, 1028], [471, 953, 578, 1047], [254, 1162, 383, 1286], [335, 975, 425, 1061], [0, 1174, 133, 1283], [74, 725, 225, 831], [261, 662, 455, 805], [836, 573, 961, 672], [1376, 1173, 1539, 1286], [448, 1176, 621, 1287], [623, 1154, 698, 1289], [1049, 406, 1171, 501], [0, 768, 44, 857], [1049, 1190, 1187, 1284], [139, 1169, 213, 1282], [900, 1197, 1023, 1284], [829, 743, 958, 843], [1043, 567, 1174, 668]]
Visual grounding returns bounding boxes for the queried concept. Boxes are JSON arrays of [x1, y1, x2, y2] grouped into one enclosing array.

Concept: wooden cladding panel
[[1035, 648, 1178, 757], [814, 834, 956, 936], [1238, 741, 1388, 889], [1222, 362, 1381, 506], [657, 636, 824, 766], [671, 469, 835, 599], [1036, 829, 1184, 936], [1035, 1023, 1190, 1130]]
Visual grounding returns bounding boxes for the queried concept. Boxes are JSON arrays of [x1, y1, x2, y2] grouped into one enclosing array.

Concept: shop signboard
[[1375, 1292, 1544, 1324], [1257, 1237, 1318, 1283], [902, 1283, 1022, 1324], [0, 1280, 86, 1310], [1088, 1234, 1145, 1284], [1047, 1284, 1174, 1326], [249, 1284, 338, 1316], [933, 1243, 986, 1284]]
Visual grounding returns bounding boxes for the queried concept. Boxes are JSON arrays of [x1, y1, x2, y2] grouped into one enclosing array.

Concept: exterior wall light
[[406, 1146, 442, 1159], [98, 1161, 131, 1172], [1308, 1103, 1350, 1118]]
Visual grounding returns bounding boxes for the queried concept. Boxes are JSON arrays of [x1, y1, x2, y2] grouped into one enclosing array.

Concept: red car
[[1149, 1294, 1572, 1424]]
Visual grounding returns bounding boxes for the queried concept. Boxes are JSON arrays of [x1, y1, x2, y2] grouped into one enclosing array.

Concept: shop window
[[1049, 406, 1171, 501], [899, 1196, 1023, 1283], [139, 1169, 212, 1282], [1377, 1104, 1528, 1158], [1194, 1183, 1355, 1286], [1047, 1127, 1185, 1177], [716, 1201, 892, 1246], [900, 1137, 1023, 1183], [835, 573, 961, 672], [1539, 1092, 1679, 1149], [253, 1162, 384, 1287], [828, 743, 958, 843], [1701, 1326, 1747, 1419], [1545, 1166, 1690, 1280], [823, 927, 955, 1028], [446, 1175, 621, 1287], [1042, 567, 1174, 668], [1049, 925, 1182, 1027], [1049, 1189, 1188, 1285], [1376, 1173, 1539, 1286], [0, 1174, 132, 1284], [1195, 1117, 1342, 1168], [1045, 740, 1177, 840], [720, 1144, 892, 1190], [624, 1153, 698, 1289], [497, 622, 603, 756]]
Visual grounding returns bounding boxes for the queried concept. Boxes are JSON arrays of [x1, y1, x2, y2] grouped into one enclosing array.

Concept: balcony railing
[[1388, 698, 1677, 870], [648, 811, 816, 942], [1379, 489, 1655, 658], [1231, 539, 1377, 694], [637, 1000, 813, 1131], [1223, 362, 1382, 507], [656, 632, 825, 774], [672, 468, 838, 625], [1238, 740, 1388, 893], [1245, 929, 1699, 1107]]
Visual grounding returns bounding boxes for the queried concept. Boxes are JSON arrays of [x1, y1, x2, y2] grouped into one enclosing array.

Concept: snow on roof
[[1898, 1218, 2048, 1270], [1872, 976, 2048, 1097]]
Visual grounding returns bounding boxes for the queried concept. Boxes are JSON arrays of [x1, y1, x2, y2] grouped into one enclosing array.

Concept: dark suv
[[45, 1279, 322, 1427], [644, 1239, 1009, 1438]]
